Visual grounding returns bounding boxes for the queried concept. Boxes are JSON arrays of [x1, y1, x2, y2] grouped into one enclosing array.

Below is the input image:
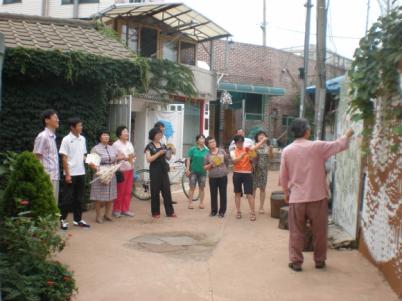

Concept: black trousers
[[209, 176, 228, 215], [150, 167, 174, 216], [59, 175, 85, 222]]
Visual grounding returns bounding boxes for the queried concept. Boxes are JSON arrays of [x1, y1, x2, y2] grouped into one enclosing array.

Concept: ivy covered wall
[[0, 47, 197, 152]]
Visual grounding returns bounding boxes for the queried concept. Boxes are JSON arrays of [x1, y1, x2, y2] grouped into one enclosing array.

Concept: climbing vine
[[348, 5, 402, 140]]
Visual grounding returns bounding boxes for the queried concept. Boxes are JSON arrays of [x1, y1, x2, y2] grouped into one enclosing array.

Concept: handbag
[[116, 170, 125, 183]]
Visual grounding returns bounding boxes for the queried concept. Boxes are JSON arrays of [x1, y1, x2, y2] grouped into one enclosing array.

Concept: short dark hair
[[195, 134, 205, 142], [154, 121, 165, 129], [97, 129, 110, 142], [290, 118, 310, 138], [41, 109, 57, 127], [148, 127, 162, 141], [233, 135, 245, 143], [116, 125, 127, 138], [68, 117, 82, 129], [205, 136, 215, 146], [254, 130, 268, 143]]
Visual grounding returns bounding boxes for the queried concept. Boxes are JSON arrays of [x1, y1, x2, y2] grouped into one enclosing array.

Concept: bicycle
[[132, 159, 200, 201]]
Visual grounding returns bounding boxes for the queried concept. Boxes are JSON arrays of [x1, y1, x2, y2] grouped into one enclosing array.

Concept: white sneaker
[[112, 212, 122, 218], [60, 220, 68, 231], [73, 220, 91, 228], [121, 211, 134, 217]]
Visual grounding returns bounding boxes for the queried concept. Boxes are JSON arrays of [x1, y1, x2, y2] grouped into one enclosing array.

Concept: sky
[[166, 0, 401, 59]]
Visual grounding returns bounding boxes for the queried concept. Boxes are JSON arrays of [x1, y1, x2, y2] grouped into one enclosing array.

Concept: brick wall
[[198, 40, 347, 142]]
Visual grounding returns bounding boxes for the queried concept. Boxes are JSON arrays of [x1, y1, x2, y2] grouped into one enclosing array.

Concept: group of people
[[33, 108, 355, 272], [34, 109, 136, 229]]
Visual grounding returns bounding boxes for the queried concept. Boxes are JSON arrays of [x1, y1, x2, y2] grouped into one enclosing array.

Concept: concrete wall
[[359, 97, 402, 297], [187, 64, 217, 101], [0, 0, 149, 18], [0, 0, 42, 16]]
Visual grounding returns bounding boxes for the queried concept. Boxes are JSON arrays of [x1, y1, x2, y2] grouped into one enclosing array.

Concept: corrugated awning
[[306, 75, 345, 94], [218, 82, 285, 96], [94, 2, 231, 43]]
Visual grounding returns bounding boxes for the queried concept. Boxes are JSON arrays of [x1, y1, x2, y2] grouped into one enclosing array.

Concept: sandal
[[104, 215, 114, 222], [250, 212, 256, 221], [199, 204, 205, 209], [236, 211, 242, 219], [188, 204, 194, 209], [258, 208, 265, 214]]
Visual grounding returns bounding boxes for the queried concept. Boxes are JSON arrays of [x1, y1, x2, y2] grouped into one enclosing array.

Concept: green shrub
[[0, 215, 76, 301], [1, 151, 59, 219]]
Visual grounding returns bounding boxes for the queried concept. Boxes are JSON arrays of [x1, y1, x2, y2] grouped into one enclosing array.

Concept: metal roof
[[94, 2, 231, 43], [218, 82, 285, 96]]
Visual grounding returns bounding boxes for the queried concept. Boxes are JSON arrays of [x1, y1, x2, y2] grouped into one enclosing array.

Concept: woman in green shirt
[[186, 134, 209, 209]]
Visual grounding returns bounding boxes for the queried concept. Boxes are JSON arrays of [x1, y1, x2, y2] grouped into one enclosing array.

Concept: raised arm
[[317, 128, 354, 160], [251, 136, 268, 151], [230, 150, 246, 163]]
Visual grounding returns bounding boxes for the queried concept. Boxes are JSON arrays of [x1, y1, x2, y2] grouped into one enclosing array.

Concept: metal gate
[[108, 96, 132, 140]]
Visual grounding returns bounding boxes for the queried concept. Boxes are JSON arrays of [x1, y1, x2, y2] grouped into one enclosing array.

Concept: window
[[140, 27, 157, 57], [121, 24, 138, 52], [162, 39, 178, 62], [3, 0, 21, 4], [61, 0, 99, 4], [179, 42, 196, 65], [282, 115, 295, 126]]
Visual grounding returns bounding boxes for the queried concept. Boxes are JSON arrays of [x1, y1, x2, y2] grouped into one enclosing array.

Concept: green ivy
[[148, 59, 198, 100], [348, 6, 402, 135]]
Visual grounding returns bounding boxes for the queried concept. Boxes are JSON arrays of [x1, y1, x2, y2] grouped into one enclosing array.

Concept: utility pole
[[365, 0, 370, 32], [262, 0, 267, 46], [299, 0, 313, 117], [314, 0, 328, 140]]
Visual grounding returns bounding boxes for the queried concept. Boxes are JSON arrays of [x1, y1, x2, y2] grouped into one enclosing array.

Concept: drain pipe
[[41, 0, 49, 17], [73, 0, 79, 18]]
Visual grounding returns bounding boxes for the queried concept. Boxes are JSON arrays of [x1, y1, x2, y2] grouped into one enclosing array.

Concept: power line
[[269, 24, 361, 40]]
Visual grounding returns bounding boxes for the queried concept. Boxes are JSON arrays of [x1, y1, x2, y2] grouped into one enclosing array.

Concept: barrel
[[270, 191, 286, 218]]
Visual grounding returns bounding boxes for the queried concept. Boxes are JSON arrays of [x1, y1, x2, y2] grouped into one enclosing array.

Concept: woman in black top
[[144, 127, 176, 218]]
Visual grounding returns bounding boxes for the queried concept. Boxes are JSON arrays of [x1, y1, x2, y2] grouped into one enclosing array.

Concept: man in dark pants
[[59, 117, 90, 230]]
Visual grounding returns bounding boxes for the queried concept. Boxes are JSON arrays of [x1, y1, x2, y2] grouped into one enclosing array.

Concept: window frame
[[61, 0, 99, 5], [3, 0, 22, 5]]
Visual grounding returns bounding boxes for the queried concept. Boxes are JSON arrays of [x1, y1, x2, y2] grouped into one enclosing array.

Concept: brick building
[[197, 39, 349, 146]]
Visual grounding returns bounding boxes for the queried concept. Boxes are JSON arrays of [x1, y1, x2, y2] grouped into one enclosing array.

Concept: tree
[[0, 151, 59, 219]]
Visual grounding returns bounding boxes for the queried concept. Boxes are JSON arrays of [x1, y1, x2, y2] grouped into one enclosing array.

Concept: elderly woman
[[89, 129, 124, 224], [145, 127, 176, 218], [204, 136, 229, 218], [253, 130, 273, 214], [112, 126, 135, 218]]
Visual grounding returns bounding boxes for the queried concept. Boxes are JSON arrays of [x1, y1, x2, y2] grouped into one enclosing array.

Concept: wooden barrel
[[270, 191, 286, 218]]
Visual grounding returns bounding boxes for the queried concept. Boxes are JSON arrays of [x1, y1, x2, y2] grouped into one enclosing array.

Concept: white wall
[[0, 0, 42, 16], [0, 0, 147, 18]]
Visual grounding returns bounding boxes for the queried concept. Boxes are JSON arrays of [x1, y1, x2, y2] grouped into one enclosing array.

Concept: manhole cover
[[125, 232, 218, 260]]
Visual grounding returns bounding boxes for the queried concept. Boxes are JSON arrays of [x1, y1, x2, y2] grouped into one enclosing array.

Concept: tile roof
[[0, 13, 132, 59]]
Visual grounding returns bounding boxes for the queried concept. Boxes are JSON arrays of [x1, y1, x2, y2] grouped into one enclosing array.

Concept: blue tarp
[[306, 75, 345, 94]]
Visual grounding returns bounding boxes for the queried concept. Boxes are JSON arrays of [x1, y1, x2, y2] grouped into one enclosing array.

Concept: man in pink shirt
[[279, 118, 354, 271]]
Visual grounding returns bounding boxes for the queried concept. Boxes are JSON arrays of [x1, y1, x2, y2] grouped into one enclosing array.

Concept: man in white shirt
[[58, 117, 90, 230], [229, 129, 254, 151]]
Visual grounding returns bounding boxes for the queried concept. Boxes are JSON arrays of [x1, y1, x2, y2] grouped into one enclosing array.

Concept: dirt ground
[[57, 171, 399, 301]]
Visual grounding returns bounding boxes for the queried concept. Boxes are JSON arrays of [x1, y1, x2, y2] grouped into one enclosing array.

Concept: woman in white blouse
[[112, 126, 136, 217]]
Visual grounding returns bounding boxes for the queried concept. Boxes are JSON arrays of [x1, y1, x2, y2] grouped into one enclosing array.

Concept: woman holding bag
[[89, 130, 124, 224]]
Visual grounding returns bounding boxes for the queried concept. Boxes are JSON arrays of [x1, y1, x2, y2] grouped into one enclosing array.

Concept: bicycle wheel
[[132, 169, 151, 201], [181, 173, 200, 201]]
